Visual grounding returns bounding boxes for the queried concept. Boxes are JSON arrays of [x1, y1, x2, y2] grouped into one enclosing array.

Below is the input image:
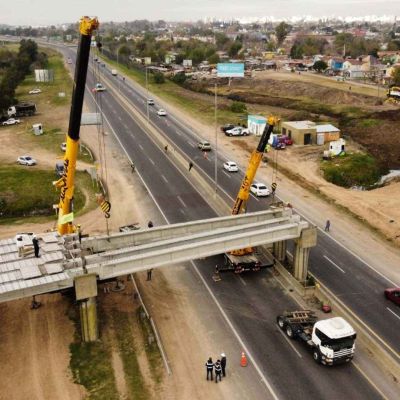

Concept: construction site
[[1, 15, 400, 400]]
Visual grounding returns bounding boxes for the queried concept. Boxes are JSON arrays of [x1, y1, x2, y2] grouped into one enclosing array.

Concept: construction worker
[[147, 268, 153, 281], [205, 357, 214, 381], [164, 144, 168, 152], [148, 220, 154, 228], [189, 161, 194, 171], [32, 236, 40, 258], [220, 353, 227, 377], [77, 224, 82, 244], [214, 359, 222, 383], [325, 219, 331, 232]]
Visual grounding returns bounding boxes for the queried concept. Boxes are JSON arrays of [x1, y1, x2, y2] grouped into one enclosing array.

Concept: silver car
[[17, 155, 37, 166]]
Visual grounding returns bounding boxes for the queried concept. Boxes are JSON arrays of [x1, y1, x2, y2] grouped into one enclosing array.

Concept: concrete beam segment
[[79, 296, 98, 342], [83, 208, 291, 253], [86, 220, 309, 280], [84, 216, 300, 266]]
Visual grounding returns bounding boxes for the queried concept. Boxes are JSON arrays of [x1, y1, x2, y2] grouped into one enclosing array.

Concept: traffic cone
[[240, 352, 248, 367]]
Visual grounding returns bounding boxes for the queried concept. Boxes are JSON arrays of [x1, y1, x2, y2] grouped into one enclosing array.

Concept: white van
[[111, 69, 117, 76]]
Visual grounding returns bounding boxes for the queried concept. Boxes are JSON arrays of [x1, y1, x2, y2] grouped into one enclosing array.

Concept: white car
[[94, 83, 106, 92], [223, 161, 239, 172], [2, 118, 21, 126], [17, 155, 37, 166], [225, 127, 249, 136], [29, 88, 42, 94], [250, 183, 271, 197], [60, 142, 67, 152], [147, 99, 155, 105], [157, 109, 167, 116]]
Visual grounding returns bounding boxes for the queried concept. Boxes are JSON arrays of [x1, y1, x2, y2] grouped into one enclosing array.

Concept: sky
[[1, 0, 400, 26]]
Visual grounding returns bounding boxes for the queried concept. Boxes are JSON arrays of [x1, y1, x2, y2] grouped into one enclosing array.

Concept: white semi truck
[[8, 102, 36, 117], [277, 310, 356, 365]]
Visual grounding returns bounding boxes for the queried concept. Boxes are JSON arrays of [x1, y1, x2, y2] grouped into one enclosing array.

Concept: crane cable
[[271, 145, 278, 202]]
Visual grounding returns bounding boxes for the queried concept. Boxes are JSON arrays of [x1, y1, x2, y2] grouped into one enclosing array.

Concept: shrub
[[153, 72, 165, 84], [171, 72, 186, 85], [230, 101, 247, 113]]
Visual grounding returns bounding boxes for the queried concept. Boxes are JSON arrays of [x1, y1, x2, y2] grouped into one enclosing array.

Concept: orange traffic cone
[[240, 352, 248, 367]]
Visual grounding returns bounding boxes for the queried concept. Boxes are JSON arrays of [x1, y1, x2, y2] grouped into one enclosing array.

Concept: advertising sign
[[217, 63, 244, 77]]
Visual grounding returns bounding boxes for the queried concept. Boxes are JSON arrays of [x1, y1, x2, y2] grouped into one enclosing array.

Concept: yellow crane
[[54, 17, 99, 235]]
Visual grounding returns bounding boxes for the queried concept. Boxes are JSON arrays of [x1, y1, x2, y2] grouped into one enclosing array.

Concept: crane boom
[[231, 116, 278, 215], [54, 16, 99, 235]]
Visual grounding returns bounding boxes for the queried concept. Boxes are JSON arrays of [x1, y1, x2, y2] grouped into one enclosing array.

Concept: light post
[[145, 67, 149, 123], [214, 83, 218, 196]]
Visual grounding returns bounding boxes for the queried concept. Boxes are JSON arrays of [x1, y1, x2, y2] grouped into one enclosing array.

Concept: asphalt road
[[55, 48, 384, 399], [88, 53, 400, 360]]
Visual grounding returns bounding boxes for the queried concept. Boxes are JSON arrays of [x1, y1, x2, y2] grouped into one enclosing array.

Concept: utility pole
[[214, 83, 218, 196]]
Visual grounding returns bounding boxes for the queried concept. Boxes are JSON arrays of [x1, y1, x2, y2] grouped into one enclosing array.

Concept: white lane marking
[[118, 116, 122, 121], [238, 275, 247, 286], [222, 170, 232, 178], [323, 255, 346, 274], [175, 130, 183, 137], [149, 158, 155, 166], [187, 141, 195, 147], [250, 194, 260, 202], [277, 329, 303, 358], [123, 124, 129, 130], [192, 263, 280, 399], [387, 307, 400, 321], [138, 144, 144, 151], [177, 195, 187, 208], [161, 175, 168, 184]]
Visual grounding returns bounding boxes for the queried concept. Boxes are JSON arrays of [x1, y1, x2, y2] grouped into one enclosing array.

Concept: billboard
[[217, 63, 244, 77], [35, 69, 54, 82]]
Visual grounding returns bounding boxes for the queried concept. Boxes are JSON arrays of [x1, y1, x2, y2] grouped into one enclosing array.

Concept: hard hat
[[221, 353, 226, 357]]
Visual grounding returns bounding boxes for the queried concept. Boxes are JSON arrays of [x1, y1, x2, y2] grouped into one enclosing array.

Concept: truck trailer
[[8, 103, 36, 118], [277, 310, 356, 365]]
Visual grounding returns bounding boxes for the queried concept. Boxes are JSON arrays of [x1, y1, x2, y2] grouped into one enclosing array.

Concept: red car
[[279, 135, 293, 145], [384, 288, 400, 306]]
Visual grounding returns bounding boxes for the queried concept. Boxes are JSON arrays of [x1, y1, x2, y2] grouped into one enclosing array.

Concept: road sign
[[217, 63, 244, 78]]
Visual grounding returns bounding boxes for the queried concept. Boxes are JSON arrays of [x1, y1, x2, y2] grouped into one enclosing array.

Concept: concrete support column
[[273, 240, 287, 262], [79, 297, 98, 342], [292, 227, 317, 283], [293, 244, 310, 282], [74, 273, 98, 342]]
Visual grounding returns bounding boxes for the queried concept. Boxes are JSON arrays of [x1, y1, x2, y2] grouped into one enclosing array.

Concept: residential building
[[281, 121, 341, 145]]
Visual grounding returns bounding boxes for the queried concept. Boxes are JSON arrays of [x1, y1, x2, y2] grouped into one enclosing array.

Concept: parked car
[[3, 118, 21, 126], [384, 288, 400, 306], [67, 57, 72, 64], [279, 135, 293, 145], [55, 162, 64, 177], [147, 99, 155, 105], [157, 109, 167, 116], [93, 83, 106, 92], [198, 140, 211, 151], [60, 142, 67, 152], [28, 88, 42, 94], [275, 142, 286, 150], [221, 124, 235, 133], [250, 183, 271, 197], [225, 127, 249, 137], [223, 161, 239, 172], [17, 155, 37, 166]]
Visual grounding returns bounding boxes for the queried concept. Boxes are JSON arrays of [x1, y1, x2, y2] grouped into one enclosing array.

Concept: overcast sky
[[1, 0, 399, 26]]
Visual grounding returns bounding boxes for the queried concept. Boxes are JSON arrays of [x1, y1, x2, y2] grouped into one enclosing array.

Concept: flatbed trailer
[[220, 248, 274, 273]]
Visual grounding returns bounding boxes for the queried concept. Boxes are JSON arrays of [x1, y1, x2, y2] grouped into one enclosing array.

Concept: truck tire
[[313, 349, 321, 364], [277, 316, 285, 330], [286, 324, 296, 339]]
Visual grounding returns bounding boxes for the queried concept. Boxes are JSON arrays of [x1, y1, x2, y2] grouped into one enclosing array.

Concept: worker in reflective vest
[[205, 357, 214, 381], [214, 359, 222, 383]]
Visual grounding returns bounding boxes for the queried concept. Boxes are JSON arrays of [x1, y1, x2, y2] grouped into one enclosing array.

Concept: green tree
[[228, 42, 242, 58], [275, 22, 291, 46], [290, 43, 303, 59], [313, 60, 328, 72], [171, 72, 186, 85], [153, 72, 165, 84], [392, 67, 400, 86], [207, 53, 220, 64], [230, 101, 247, 113]]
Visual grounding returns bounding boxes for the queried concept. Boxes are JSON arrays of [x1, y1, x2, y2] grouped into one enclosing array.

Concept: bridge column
[[273, 240, 287, 262], [293, 227, 317, 282], [74, 274, 98, 342]]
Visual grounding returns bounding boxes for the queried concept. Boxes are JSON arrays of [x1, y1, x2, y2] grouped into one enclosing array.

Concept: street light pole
[[146, 67, 149, 123], [116, 47, 121, 92], [214, 83, 218, 196]]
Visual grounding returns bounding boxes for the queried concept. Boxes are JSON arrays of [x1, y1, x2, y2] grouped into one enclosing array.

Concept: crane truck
[[219, 116, 279, 273], [53, 16, 100, 235], [277, 310, 356, 365]]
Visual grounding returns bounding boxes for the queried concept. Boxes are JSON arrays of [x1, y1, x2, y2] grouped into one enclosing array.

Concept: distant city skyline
[[1, 0, 399, 26]]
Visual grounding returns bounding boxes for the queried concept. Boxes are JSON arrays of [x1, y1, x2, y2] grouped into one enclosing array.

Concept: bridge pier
[[74, 274, 98, 342], [293, 227, 317, 282], [273, 240, 287, 262]]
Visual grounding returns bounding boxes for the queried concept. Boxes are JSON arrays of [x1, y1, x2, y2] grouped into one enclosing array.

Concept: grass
[[0, 166, 98, 223], [358, 118, 380, 128], [112, 309, 150, 400], [68, 302, 119, 400], [321, 153, 382, 188], [136, 307, 163, 385]]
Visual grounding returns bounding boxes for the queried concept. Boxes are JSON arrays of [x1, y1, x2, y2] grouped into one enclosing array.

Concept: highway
[[90, 52, 400, 361], [55, 47, 386, 399]]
